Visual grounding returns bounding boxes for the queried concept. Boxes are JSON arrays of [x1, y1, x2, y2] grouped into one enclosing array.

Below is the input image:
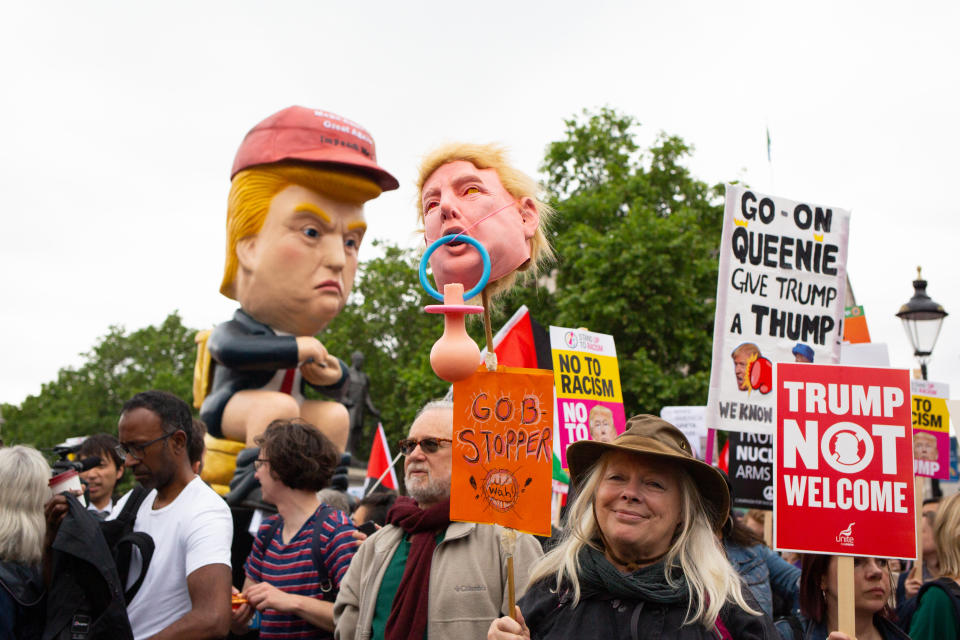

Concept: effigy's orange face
[[236, 185, 365, 336], [421, 161, 538, 292]]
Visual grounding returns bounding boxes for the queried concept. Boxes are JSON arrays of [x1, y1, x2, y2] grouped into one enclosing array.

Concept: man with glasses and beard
[[333, 400, 542, 640], [109, 390, 233, 639]]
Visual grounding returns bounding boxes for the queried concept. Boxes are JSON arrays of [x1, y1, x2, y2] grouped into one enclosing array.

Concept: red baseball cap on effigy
[[231, 106, 399, 191]]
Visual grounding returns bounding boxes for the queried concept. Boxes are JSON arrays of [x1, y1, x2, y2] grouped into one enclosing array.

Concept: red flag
[[493, 307, 566, 516], [365, 423, 398, 491], [718, 438, 730, 474], [492, 305, 551, 369]]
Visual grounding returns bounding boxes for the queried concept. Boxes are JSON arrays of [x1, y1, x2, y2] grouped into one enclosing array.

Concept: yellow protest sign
[[550, 326, 626, 468], [910, 380, 951, 479]]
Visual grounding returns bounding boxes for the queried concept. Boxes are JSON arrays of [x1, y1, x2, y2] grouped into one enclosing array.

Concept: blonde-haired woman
[[0, 445, 50, 638], [909, 491, 960, 640], [488, 415, 777, 640]]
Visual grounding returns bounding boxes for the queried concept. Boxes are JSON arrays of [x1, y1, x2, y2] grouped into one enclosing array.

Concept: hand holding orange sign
[[451, 366, 554, 536]]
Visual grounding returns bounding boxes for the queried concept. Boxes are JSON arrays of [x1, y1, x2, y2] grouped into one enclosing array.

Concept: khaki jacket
[[334, 520, 543, 640]]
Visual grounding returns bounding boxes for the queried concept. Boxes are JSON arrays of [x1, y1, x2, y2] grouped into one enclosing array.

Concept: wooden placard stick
[[762, 509, 773, 547], [481, 289, 497, 371], [912, 473, 925, 581], [507, 556, 516, 619], [836, 555, 856, 637], [502, 527, 518, 620], [481, 288, 512, 615]]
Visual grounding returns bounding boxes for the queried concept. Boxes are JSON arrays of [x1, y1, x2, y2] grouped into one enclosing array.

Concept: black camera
[[50, 443, 101, 476]]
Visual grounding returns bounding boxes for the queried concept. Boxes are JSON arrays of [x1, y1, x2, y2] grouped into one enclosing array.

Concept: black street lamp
[[896, 267, 948, 381], [898, 267, 948, 498]]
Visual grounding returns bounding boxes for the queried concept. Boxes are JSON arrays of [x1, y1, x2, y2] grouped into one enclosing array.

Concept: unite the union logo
[[836, 522, 855, 546]]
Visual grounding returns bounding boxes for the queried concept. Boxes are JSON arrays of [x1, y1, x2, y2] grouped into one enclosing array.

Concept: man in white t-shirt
[[111, 390, 233, 640]]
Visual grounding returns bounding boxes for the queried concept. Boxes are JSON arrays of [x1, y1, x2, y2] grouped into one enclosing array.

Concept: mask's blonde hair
[[0, 446, 51, 565], [416, 143, 554, 298], [525, 451, 758, 630], [935, 493, 960, 579], [220, 163, 381, 299]]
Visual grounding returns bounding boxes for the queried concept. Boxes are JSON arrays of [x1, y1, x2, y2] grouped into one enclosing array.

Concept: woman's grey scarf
[[577, 545, 689, 604]]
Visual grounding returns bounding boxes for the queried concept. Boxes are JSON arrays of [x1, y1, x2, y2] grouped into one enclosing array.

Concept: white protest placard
[[840, 343, 890, 367], [660, 406, 706, 459], [706, 185, 850, 434]]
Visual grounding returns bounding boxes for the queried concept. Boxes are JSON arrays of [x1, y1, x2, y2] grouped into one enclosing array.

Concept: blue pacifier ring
[[419, 234, 492, 302]]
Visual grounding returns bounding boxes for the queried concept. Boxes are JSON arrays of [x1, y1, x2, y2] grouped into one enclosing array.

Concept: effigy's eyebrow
[[294, 203, 331, 223], [450, 173, 485, 189]]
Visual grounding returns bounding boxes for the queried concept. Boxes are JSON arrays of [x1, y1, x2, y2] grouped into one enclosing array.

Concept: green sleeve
[[909, 585, 959, 640]]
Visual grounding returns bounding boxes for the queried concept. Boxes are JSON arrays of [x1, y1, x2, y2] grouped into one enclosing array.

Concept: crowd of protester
[[2, 389, 959, 640]]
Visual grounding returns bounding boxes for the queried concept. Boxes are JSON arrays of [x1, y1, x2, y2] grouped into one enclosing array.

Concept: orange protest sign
[[451, 366, 554, 536], [843, 305, 871, 344]]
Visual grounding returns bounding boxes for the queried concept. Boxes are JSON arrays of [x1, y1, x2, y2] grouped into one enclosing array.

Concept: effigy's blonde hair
[[416, 143, 554, 298], [220, 163, 381, 299], [0, 446, 51, 565], [935, 493, 960, 579], [524, 451, 758, 630]]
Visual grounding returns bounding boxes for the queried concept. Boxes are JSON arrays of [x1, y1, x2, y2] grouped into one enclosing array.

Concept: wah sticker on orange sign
[[451, 366, 554, 536]]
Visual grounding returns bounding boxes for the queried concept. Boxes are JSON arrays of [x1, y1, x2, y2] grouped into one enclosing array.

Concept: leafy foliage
[[501, 107, 725, 415], [2, 312, 197, 453]]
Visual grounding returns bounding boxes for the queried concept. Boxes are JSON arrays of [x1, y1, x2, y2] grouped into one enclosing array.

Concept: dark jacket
[[43, 493, 133, 640], [200, 308, 347, 437], [793, 614, 910, 640], [0, 561, 44, 639], [518, 578, 779, 640]]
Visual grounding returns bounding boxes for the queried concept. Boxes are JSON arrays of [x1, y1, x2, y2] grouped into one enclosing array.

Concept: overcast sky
[[2, 1, 958, 411]]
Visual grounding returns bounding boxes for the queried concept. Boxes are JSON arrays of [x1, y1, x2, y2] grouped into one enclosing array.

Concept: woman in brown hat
[[488, 415, 777, 639]]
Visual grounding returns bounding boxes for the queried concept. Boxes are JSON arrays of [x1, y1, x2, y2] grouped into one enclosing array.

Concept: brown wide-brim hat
[[566, 414, 730, 532]]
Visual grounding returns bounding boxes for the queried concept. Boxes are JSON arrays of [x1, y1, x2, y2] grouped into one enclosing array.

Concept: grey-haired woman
[[0, 446, 49, 639]]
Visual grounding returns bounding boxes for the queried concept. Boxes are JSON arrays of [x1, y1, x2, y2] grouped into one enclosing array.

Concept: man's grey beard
[[405, 474, 450, 506]]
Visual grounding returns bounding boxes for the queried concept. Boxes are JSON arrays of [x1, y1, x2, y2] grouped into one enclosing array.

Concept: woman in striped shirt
[[231, 418, 359, 639]]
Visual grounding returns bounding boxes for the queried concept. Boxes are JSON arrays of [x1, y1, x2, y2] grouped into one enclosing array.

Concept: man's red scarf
[[384, 496, 451, 640]]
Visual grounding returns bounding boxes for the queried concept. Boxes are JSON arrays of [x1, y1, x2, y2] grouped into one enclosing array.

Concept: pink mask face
[[421, 161, 539, 292]]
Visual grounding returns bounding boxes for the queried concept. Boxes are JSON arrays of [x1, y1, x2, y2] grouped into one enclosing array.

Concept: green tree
[[2, 312, 197, 451], [499, 107, 724, 415]]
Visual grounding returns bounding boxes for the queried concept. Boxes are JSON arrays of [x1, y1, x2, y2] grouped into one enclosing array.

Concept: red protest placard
[[451, 366, 554, 537], [775, 363, 916, 558]]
